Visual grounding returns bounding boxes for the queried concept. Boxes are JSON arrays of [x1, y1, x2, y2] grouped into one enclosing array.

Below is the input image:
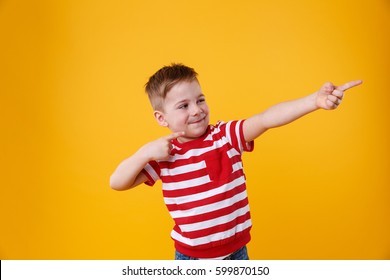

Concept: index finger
[[165, 131, 185, 141], [336, 80, 363, 91]]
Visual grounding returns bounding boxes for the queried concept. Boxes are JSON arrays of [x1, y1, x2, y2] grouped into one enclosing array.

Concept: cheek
[[201, 103, 209, 112], [204, 105, 210, 115], [173, 112, 189, 124]]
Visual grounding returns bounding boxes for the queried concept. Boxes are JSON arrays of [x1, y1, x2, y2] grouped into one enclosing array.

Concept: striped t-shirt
[[142, 120, 254, 258]]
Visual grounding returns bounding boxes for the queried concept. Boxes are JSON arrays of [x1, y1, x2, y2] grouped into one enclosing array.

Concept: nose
[[190, 104, 202, 116]]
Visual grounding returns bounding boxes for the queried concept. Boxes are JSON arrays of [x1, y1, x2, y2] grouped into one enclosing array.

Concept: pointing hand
[[142, 131, 185, 161], [316, 80, 363, 110]]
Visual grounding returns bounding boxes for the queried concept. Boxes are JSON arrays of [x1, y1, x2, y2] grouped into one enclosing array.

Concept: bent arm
[[110, 131, 185, 191], [110, 148, 149, 191], [243, 92, 318, 142]]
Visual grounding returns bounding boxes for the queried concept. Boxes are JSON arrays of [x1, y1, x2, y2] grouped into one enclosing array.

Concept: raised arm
[[110, 131, 184, 191], [243, 80, 363, 142]]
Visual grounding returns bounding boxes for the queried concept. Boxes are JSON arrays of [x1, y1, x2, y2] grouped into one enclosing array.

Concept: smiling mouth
[[190, 116, 206, 124]]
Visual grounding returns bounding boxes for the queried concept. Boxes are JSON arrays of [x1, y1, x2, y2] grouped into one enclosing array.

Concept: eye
[[197, 98, 205, 104], [178, 103, 188, 109]]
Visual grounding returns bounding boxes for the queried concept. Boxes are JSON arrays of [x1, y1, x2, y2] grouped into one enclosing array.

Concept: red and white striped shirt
[[142, 120, 254, 258]]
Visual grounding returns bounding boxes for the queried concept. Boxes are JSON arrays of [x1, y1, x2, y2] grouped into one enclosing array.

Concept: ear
[[153, 110, 168, 127]]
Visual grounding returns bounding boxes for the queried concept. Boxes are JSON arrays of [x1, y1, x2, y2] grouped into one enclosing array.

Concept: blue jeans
[[175, 246, 249, 260]]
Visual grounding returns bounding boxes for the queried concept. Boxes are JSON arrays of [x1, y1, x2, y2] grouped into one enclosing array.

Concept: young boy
[[110, 63, 362, 260]]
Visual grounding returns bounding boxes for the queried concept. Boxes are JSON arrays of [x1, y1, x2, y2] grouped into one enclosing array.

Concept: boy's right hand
[[140, 132, 185, 161]]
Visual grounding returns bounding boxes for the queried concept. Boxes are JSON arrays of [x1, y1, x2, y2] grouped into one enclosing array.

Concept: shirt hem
[[174, 232, 251, 259]]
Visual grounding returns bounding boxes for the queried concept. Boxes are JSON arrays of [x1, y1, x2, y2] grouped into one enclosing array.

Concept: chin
[[190, 127, 208, 138]]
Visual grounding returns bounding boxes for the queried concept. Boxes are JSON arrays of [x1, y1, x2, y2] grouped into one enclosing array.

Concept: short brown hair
[[145, 63, 198, 110]]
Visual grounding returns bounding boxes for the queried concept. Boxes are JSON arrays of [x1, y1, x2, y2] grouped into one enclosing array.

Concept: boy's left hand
[[316, 80, 363, 110]]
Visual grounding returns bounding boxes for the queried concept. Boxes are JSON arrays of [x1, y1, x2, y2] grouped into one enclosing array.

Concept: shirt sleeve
[[219, 120, 254, 153], [141, 160, 161, 186]]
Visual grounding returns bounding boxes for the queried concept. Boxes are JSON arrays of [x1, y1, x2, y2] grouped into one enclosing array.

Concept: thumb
[[165, 131, 185, 141], [320, 82, 335, 93]]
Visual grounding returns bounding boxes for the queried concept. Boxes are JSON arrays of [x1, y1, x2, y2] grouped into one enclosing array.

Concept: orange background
[[0, 0, 389, 259]]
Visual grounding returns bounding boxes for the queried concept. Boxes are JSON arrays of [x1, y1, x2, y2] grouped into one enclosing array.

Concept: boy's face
[[154, 80, 210, 143]]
